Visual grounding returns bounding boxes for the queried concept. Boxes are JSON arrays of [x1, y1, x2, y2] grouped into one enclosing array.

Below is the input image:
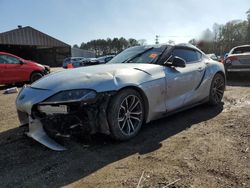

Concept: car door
[[164, 47, 206, 112], [2, 55, 23, 83], [0, 55, 7, 84]]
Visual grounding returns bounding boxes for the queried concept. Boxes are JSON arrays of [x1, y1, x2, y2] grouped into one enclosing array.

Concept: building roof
[[0, 26, 70, 47]]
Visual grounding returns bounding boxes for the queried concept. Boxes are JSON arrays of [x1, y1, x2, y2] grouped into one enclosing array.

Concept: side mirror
[[172, 56, 186, 68], [19, 60, 24, 65]]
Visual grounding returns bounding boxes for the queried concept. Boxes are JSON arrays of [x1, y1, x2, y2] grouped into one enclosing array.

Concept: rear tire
[[208, 73, 225, 105], [30, 72, 43, 83], [107, 89, 145, 140]]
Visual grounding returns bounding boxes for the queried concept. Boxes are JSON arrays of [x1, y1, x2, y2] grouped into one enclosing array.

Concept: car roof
[[141, 43, 201, 51], [128, 43, 205, 56], [232, 44, 250, 48], [0, 51, 15, 55], [139, 44, 169, 48], [229, 45, 250, 54], [174, 43, 203, 51], [207, 53, 216, 56], [0, 51, 22, 59]]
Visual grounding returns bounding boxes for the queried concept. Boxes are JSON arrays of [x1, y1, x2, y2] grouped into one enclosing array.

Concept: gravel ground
[[0, 73, 249, 188]]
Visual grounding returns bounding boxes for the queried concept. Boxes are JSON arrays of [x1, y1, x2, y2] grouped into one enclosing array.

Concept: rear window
[[232, 46, 250, 54]]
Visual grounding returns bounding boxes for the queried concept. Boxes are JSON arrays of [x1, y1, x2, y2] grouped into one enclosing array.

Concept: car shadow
[[0, 83, 25, 91], [0, 85, 11, 90], [227, 74, 250, 87], [0, 103, 223, 187]]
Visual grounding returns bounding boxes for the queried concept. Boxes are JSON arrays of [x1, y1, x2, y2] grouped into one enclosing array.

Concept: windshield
[[232, 46, 250, 54], [108, 45, 166, 64]]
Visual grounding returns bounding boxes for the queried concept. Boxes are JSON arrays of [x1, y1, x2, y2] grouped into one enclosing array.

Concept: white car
[[224, 45, 250, 74]]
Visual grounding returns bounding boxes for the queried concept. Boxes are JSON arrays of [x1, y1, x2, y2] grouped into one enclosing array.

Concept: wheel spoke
[[216, 93, 221, 101], [125, 98, 129, 110], [118, 116, 125, 122], [120, 117, 127, 130], [216, 91, 223, 98], [128, 118, 135, 131], [216, 84, 223, 89], [120, 104, 126, 111], [216, 93, 223, 99], [130, 115, 141, 122], [126, 120, 131, 133], [214, 93, 220, 102], [217, 89, 223, 94], [216, 89, 223, 99], [128, 96, 135, 110], [130, 111, 142, 115], [130, 100, 139, 112], [216, 79, 224, 87]]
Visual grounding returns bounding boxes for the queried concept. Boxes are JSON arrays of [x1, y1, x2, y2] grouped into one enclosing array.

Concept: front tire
[[208, 73, 225, 105], [30, 72, 43, 83], [107, 89, 145, 140]]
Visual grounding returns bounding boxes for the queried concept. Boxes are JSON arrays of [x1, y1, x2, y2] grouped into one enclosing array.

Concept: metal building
[[0, 26, 71, 67]]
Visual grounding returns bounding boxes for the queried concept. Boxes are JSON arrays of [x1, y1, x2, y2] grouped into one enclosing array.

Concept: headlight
[[44, 90, 97, 103], [44, 65, 50, 74]]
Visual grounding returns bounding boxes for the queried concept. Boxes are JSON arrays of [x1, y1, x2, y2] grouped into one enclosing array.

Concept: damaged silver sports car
[[16, 43, 226, 151]]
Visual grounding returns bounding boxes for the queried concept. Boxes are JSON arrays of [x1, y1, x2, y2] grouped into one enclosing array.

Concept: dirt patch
[[0, 76, 249, 188]]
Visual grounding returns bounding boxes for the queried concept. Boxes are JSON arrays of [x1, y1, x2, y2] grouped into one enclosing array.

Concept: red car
[[0, 52, 50, 84]]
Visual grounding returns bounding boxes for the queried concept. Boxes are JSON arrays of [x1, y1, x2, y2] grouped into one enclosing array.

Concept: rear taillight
[[228, 56, 238, 61]]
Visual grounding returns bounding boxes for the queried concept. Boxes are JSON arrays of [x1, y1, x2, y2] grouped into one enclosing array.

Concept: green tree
[[246, 9, 250, 43], [128, 38, 139, 46], [195, 9, 250, 55], [73, 44, 79, 48], [80, 37, 139, 56]]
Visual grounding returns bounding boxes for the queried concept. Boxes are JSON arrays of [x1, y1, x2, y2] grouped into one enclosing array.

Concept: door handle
[[197, 67, 204, 72]]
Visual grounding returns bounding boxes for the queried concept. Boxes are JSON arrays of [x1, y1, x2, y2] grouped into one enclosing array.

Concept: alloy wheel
[[211, 75, 225, 103], [117, 95, 143, 135]]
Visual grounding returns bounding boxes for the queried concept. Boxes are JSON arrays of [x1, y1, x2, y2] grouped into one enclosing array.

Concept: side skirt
[[164, 97, 209, 118]]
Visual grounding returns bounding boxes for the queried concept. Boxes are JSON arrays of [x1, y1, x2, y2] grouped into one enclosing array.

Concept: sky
[[0, 0, 249, 46]]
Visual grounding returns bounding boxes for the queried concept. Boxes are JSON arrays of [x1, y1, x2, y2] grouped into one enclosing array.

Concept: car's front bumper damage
[[27, 117, 66, 151], [17, 89, 115, 151]]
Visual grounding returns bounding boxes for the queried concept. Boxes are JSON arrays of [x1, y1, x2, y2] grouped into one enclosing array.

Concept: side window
[[2, 55, 20, 64], [0, 55, 6, 64], [172, 48, 200, 63], [196, 51, 202, 61]]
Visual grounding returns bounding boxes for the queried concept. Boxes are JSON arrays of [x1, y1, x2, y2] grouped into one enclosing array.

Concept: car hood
[[24, 60, 44, 68], [31, 63, 164, 92]]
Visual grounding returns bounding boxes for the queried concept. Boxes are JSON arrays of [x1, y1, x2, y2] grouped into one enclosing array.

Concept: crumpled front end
[[16, 85, 114, 151]]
